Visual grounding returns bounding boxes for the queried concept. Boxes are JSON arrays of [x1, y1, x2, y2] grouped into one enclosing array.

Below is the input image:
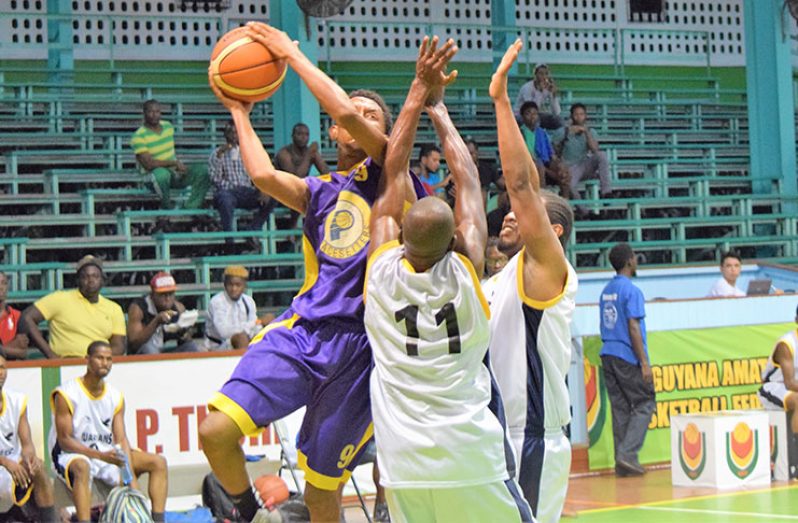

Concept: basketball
[[210, 26, 287, 103], [253, 474, 290, 507]]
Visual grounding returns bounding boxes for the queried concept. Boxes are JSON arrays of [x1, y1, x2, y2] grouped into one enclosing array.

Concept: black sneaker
[[616, 458, 646, 476]]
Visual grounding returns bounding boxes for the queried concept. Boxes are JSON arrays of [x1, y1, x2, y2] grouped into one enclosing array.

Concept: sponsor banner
[[671, 412, 769, 488], [584, 322, 792, 470]]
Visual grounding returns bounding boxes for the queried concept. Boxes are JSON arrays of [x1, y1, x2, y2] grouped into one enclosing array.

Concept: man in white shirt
[[707, 251, 745, 297], [205, 265, 260, 350]]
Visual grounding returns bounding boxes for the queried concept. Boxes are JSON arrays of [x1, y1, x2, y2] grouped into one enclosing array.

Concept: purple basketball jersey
[[291, 157, 427, 323]]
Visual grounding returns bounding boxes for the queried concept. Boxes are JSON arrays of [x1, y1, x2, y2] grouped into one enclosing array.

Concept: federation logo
[[320, 191, 371, 259], [726, 422, 759, 479], [678, 422, 707, 480], [584, 360, 607, 446]]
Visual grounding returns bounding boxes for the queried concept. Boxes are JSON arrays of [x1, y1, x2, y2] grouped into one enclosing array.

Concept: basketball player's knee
[[69, 459, 90, 485], [786, 393, 798, 412], [198, 411, 238, 450], [303, 482, 338, 509]]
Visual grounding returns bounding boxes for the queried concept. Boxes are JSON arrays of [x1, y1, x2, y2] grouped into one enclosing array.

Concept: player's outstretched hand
[[246, 22, 301, 62], [416, 36, 458, 91], [489, 39, 523, 101], [208, 66, 254, 115]]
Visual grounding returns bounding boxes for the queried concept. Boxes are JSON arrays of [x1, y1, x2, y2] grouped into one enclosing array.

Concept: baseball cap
[[150, 271, 177, 293], [76, 255, 103, 274]]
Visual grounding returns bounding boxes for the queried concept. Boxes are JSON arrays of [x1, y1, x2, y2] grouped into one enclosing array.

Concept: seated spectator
[[487, 190, 511, 237], [22, 256, 126, 358], [519, 102, 571, 199], [484, 237, 509, 280], [273, 122, 329, 229], [758, 305, 798, 438], [707, 251, 745, 297], [127, 272, 198, 354], [204, 266, 260, 350], [0, 355, 57, 522], [50, 341, 168, 523], [514, 64, 563, 130], [414, 144, 451, 198], [209, 121, 277, 247], [465, 139, 504, 208], [553, 103, 612, 200], [0, 272, 28, 359], [131, 99, 210, 209]]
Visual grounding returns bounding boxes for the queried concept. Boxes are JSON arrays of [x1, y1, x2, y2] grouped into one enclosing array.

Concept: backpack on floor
[[201, 472, 238, 521], [100, 485, 153, 523]]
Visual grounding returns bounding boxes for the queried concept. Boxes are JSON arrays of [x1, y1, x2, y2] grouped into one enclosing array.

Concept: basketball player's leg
[[785, 392, 798, 435], [295, 325, 373, 522], [200, 314, 312, 520], [27, 457, 57, 521], [63, 456, 92, 522], [130, 449, 168, 517]]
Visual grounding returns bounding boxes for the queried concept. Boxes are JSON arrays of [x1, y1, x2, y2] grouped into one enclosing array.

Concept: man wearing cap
[[127, 272, 198, 354], [204, 266, 260, 350], [21, 256, 126, 358]]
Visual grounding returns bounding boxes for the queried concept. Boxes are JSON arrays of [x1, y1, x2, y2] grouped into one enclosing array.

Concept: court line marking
[[578, 483, 798, 515], [639, 506, 798, 520]]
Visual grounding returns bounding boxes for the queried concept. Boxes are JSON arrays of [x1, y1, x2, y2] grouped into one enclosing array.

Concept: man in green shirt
[[553, 103, 612, 200], [131, 99, 210, 209]]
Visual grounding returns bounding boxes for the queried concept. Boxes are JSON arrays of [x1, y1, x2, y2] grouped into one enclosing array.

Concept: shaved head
[[401, 197, 455, 271]]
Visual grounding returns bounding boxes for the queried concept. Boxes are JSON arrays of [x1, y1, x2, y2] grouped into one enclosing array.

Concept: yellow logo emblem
[[320, 191, 370, 259]]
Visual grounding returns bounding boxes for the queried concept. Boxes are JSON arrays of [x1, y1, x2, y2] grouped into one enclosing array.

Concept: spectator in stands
[[484, 236, 509, 280], [22, 256, 126, 359], [514, 64, 563, 130], [273, 122, 329, 230], [759, 304, 798, 438], [599, 243, 655, 477], [707, 251, 745, 297], [519, 101, 571, 199], [415, 144, 451, 198], [465, 139, 504, 207], [0, 272, 29, 359], [127, 272, 198, 354], [0, 355, 57, 522], [209, 121, 277, 247], [487, 190, 511, 237], [204, 265, 260, 350], [50, 341, 168, 523], [131, 99, 211, 209], [554, 103, 612, 200]]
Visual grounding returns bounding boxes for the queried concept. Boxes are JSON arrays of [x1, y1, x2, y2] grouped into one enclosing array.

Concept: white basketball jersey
[[762, 329, 798, 384], [0, 390, 27, 461], [365, 242, 509, 488], [48, 377, 124, 455], [483, 250, 578, 434]]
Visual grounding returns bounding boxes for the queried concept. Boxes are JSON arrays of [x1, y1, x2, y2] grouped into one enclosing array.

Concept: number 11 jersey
[[364, 241, 509, 488]]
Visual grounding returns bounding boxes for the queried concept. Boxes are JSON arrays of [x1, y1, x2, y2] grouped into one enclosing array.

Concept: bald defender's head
[[400, 197, 456, 272]]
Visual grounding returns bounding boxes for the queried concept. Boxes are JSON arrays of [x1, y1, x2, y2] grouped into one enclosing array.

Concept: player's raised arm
[[369, 37, 458, 256], [246, 22, 388, 164], [489, 40, 568, 299], [426, 96, 486, 274], [208, 69, 310, 213]]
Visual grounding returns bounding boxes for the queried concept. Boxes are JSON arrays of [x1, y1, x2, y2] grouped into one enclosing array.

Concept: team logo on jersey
[[601, 303, 617, 330], [726, 422, 759, 479], [584, 360, 607, 446], [678, 422, 706, 480], [320, 191, 370, 259], [102, 417, 111, 428], [1, 431, 12, 442]]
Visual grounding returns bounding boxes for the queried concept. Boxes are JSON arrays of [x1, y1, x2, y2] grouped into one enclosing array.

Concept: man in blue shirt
[[599, 242, 656, 477]]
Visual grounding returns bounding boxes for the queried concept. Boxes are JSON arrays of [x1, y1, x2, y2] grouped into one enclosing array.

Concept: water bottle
[[114, 444, 134, 486]]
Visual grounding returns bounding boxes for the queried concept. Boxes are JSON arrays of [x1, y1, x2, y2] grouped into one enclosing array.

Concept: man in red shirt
[[0, 272, 28, 359]]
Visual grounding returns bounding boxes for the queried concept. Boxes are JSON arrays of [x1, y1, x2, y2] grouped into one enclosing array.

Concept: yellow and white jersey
[[0, 390, 27, 461], [483, 251, 578, 434], [762, 329, 798, 385], [48, 377, 124, 455], [364, 242, 509, 488]]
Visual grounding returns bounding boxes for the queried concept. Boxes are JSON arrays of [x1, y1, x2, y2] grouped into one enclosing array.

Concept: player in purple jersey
[[201, 23, 445, 522]]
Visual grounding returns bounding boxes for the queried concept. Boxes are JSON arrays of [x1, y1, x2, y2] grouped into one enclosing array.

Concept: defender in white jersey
[[365, 38, 532, 523], [0, 356, 57, 522], [50, 341, 168, 523], [487, 40, 577, 523], [759, 306, 798, 436]]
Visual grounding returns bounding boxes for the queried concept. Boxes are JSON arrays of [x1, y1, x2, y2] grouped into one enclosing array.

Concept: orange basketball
[[253, 474, 290, 507], [210, 26, 287, 103]]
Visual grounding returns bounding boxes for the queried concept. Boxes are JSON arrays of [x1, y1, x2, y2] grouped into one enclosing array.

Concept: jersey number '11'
[[394, 302, 461, 356]]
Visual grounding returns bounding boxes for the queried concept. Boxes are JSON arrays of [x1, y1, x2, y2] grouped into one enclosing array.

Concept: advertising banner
[[584, 322, 793, 470]]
